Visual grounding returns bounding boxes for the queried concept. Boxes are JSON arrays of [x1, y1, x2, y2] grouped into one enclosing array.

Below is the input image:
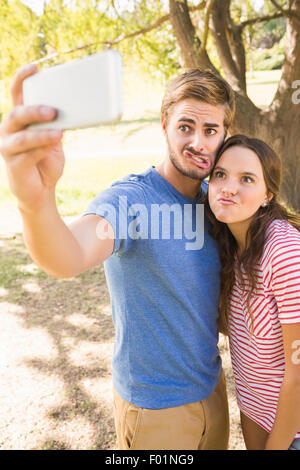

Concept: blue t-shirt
[[84, 167, 221, 408]]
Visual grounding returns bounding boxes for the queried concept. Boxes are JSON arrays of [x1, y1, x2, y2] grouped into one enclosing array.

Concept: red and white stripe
[[228, 219, 300, 438]]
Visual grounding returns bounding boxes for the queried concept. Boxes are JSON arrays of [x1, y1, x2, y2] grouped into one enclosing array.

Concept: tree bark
[[168, 0, 219, 72], [264, 0, 300, 209], [210, 0, 247, 93]]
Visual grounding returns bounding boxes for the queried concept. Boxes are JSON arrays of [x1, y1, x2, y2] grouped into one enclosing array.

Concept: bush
[[250, 42, 285, 71], [255, 53, 284, 70]]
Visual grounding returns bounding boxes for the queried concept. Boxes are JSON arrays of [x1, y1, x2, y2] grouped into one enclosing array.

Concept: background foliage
[[0, 0, 286, 118]]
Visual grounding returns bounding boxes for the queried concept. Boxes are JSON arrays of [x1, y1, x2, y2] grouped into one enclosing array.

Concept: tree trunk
[[211, 0, 247, 93], [168, 0, 219, 72], [264, 0, 300, 210]]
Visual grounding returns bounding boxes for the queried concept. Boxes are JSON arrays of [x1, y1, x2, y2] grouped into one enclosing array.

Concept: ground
[[0, 229, 245, 450]]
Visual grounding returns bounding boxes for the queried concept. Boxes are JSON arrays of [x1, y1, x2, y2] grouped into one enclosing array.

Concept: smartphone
[[23, 50, 123, 130]]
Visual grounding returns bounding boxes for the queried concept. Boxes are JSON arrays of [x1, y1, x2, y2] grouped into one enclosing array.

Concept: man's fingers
[[0, 128, 63, 158], [12, 145, 59, 171], [10, 64, 38, 106], [2, 105, 57, 135]]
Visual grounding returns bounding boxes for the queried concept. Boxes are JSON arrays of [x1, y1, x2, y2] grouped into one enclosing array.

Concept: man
[[0, 65, 235, 450]]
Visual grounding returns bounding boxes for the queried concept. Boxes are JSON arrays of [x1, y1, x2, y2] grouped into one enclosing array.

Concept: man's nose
[[190, 133, 205, 152]]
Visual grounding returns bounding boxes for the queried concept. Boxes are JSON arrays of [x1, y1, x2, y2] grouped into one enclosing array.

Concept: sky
[[20, 0, 265, 17], [21, 0, 49, 15], [20, 0, 265, 16], [20, 0, 136, 15]]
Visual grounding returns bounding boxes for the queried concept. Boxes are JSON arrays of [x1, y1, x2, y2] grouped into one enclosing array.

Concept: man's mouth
[[183, 149, 211, 169]]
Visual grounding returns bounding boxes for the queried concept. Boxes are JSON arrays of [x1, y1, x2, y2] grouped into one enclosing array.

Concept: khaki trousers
[[113, 370, 229, 450]]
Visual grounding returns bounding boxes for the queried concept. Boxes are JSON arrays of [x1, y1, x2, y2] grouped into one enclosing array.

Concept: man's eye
[[179, 125, 190, 132], [205, 128, 217, 135]]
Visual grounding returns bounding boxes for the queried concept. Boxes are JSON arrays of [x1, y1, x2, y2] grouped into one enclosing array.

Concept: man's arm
[[20, 197, 114, 278], [0, 64, 114, 278]]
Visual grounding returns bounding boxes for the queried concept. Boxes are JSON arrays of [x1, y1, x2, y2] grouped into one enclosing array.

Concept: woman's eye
[[213, 170, 225, 179], [242, 176, 254, 183]]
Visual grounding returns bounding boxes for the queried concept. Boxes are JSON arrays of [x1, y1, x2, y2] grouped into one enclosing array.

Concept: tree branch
[[270, 0, 300, 20], [270, 0, 287, 15], [109, 0, 123, 21], [211, 0, 247, 92], [201, 0, 215, 51], [168, 0, 219, 71], [33, 1, 207, 64], [240, 12, 283, 29], [168, 0, 201, 68], [270, 0, 300, 112]]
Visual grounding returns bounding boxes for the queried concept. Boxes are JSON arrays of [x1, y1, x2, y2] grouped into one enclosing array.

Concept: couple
[[0, 65, 300, 451]]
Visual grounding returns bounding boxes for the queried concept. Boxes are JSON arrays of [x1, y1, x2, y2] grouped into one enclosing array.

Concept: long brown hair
[[206, 134, 300, 334]]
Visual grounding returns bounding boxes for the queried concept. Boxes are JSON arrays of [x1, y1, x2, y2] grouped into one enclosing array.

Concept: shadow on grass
[[0, 233, 116, 450]]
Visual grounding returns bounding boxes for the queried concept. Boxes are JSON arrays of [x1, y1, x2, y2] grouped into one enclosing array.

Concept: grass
[[0, 233, 116, 450], [246, 70, 281, 108], [56, 154, 162, 216]]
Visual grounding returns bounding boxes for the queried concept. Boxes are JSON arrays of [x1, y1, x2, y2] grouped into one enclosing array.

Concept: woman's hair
[[206, 134, 300, 334], [161, 69, 235, 132]]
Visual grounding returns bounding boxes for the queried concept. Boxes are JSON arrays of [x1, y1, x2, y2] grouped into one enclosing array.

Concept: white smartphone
[[23, 50, 123, 130]]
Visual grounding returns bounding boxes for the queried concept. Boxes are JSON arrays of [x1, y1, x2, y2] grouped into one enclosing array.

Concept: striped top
[[228, 219, 300, 438]]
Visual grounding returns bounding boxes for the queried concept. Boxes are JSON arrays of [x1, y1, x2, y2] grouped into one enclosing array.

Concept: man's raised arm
[[0, 64, 114, 278]]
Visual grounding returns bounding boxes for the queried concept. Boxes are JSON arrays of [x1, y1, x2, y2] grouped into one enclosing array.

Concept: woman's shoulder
[[265, 218, 299, 239], [262, 218, 300, 265]]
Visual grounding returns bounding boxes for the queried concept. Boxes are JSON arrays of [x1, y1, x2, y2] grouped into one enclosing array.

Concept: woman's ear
[[262, 192, 274, 207]]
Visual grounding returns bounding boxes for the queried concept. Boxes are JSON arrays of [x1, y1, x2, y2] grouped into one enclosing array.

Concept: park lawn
[[56, 154, 162, 216], [246, 69, 281, 107], [0, 152, 162, 216], [0, 231, 117, 449]]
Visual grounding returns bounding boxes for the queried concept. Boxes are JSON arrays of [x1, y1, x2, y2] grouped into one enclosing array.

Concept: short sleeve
[[83, 179, 145, 255], [270, 240, 300, 324]]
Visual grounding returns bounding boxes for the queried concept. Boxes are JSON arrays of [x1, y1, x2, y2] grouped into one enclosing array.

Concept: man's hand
[[0, 64, 64, 213]]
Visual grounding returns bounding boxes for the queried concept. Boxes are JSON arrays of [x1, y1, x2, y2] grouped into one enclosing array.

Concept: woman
[[207, 134, 300, 450]]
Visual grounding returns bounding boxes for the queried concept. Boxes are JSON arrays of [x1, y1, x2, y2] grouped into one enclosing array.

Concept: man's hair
[[161, 69, 236, 131]]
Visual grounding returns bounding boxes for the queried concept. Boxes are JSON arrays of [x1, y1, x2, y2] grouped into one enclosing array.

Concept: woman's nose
[[221, 182, 237, 196]]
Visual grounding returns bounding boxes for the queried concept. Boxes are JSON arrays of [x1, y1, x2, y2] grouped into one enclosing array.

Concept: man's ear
[[161, 114, 166, 133]]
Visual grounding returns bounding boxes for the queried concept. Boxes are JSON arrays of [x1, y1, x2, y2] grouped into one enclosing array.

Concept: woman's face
[[208, 145, 271, 226]]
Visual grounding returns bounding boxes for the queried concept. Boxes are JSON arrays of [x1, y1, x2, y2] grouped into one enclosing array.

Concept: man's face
[[162, 98, 226, 181]]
